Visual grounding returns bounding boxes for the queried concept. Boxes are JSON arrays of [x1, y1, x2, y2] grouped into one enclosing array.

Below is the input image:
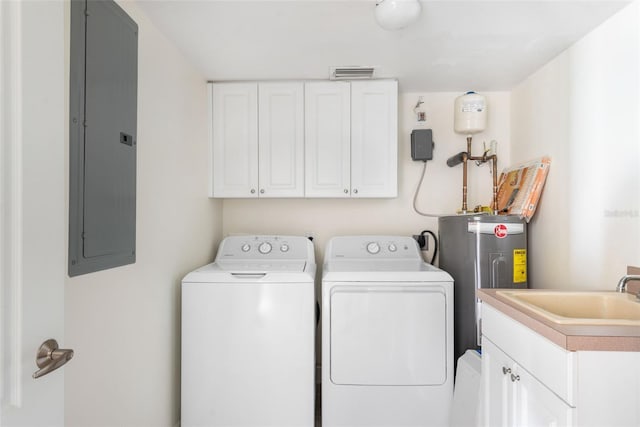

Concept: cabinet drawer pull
[[502, 366, 511, 375], [510, 373, 520, 382]]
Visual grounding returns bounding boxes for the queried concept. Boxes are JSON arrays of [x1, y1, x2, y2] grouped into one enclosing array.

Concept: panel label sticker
[[513, 249, 527, 283]]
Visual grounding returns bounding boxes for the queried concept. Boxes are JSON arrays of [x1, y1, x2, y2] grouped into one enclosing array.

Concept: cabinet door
[[350, 80, 398, 198], [258, 82, 304, 197], [304, 82, 351, 197], [483, 338, 575, 427], [481, 338, 512, 427], [210, 82, 258, 197], [513, 366, 574, 427]]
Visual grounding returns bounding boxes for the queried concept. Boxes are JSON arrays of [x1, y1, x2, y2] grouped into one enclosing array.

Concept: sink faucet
[[616, 275, 640, 293]]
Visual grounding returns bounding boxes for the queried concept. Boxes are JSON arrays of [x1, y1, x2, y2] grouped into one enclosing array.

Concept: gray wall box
[[411, 129, 433, 161], [69, 0, 138, 276]]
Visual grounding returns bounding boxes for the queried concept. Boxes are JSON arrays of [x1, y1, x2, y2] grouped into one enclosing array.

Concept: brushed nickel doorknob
[[33, 339, 74, 379]]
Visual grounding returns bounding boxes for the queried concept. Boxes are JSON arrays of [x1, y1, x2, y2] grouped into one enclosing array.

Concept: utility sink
[[496, 290, 640, 325]]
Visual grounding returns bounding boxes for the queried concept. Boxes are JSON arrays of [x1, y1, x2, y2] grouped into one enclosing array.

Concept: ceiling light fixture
[[374, 0, 421, 31]]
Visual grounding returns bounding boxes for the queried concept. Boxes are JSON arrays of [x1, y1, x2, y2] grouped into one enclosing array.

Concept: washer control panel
[[216, 235, 312, 260], [328, 236, 420, 260]]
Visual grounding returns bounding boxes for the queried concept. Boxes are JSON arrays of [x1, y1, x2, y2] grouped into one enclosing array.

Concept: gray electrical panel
[[438, 214, 528, 364], [69, 0, 138, 276]]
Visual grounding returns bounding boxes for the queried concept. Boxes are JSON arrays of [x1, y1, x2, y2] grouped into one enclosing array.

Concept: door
[[512, 366, 575, 427], [304, 81, 351, 197], [330, 285, 447, 385], [258, 82, 304, 197], [350, 80, 398, 198], [481, 339, 513, 427], [482, 339, 574, 427], [210, 82, 259, 197], [1, 1, 66, 426]]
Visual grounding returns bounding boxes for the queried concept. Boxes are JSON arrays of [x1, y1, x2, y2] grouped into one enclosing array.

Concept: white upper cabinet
[[210, 82, 258, 198], [258, 82, 304, 197], [210, 79, 397, 198], [305, 80, 398, 198], [210, 81, 303, 198], [350, 80, 398, 198], [304, 81, 351, 197]]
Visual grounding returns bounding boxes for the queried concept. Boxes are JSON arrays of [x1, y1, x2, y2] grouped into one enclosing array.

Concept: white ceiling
[[137, 0, 631, 92]]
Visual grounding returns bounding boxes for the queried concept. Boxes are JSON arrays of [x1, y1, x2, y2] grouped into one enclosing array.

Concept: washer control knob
[[280, 244, 290, 253], [241, 244, 251, 252], [366, 242, 380, 255], [388, 243, 397, 252], [258, 242, 272, 254]]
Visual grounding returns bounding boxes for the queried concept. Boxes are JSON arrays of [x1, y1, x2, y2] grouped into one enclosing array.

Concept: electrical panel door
[[69, 0, 138, 276]]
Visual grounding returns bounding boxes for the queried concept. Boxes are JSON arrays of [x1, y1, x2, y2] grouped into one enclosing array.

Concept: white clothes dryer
[[181, 235, 316, 427], [322, 236, 454, 427]]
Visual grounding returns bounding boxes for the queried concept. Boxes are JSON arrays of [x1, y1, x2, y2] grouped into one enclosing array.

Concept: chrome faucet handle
[[616, 275, 640, 293]]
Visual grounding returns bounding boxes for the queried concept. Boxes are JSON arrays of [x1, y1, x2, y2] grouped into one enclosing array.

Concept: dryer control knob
[[258, 242, 272, 254], [241, 244, 251, 252], [388, 243, 397, 252], [366, 242, 381, 254], [280, 244, 290, 253]]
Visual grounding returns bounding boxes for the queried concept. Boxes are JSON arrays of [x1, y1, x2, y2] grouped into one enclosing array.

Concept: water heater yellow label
[[513, 249, 527, 283]]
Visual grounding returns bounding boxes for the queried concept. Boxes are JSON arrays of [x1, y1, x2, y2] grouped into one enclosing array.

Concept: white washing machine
[[322, 236, 454, 427], [181, 235, 316, 427]]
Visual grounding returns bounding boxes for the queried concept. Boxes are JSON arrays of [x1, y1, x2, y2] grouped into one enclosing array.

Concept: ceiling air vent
[[330, 66, 376, 80]]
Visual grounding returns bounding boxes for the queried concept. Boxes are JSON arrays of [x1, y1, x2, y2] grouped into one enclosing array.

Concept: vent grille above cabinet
[[330, 66, 376, 80]]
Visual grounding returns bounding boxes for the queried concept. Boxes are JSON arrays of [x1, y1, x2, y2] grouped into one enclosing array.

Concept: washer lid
[[216, 260, 308, 273], [182, 260, 314, 283]]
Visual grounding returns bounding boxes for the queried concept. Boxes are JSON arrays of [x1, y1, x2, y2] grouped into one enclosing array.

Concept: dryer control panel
[[326, 236, 420, 260]]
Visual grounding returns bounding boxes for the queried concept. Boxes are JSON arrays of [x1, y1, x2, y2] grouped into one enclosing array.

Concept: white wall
[[64, 2, 222, 426], [511, 1, 640, 290], [222, 91, 511, 265]]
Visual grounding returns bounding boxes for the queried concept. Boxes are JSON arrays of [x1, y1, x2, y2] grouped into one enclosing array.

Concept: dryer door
[[330, 283, 448, 386]]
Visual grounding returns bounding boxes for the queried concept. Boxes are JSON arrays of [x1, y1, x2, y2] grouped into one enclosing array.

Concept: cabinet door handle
[[353, 189, 358, 194], [502, 366, 511, 375], [260, 189, 265, 194], [510, 373, 520, 382], [344, 189, 349, 194], [250, 189, 256, 194]]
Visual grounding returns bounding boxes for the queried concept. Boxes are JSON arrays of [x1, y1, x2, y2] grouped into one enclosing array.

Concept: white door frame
[[1, 0, 26, 410]]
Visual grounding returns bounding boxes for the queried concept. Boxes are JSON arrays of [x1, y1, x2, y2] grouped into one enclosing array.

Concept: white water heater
[[454, 91, 487, 135]]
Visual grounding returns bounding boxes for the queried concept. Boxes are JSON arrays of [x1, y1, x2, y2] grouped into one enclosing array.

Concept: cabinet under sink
[[480, 300, 640, 427]]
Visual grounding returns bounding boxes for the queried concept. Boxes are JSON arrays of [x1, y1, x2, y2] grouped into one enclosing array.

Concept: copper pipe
[[456, 135, 499, 214], [461, 136, 473, 213], [461, 152, 468, 213], [491, 155, 498, 214]]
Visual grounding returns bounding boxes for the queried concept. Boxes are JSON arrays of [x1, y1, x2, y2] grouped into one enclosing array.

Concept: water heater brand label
[[513, 249, 527, 283], [468, 222, 524, 235], [494, 224, 508, 238]]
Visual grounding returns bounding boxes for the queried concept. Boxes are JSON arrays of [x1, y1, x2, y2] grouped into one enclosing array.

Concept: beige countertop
[[478, 288, 640, 352]]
